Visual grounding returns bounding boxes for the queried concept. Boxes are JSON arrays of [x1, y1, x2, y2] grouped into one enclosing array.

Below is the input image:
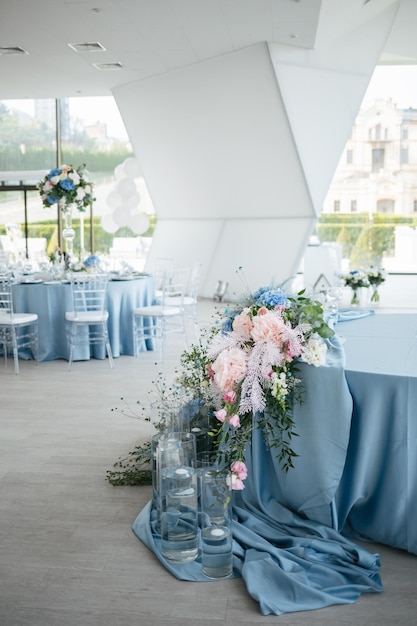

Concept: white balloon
[[124, 157, 143, 178], [106, 190, 122, 209], [101, 213, 119, 234], [113, 205, 131, 227], [116, 177, 137, 199], [125, 191, 141, 211], [114, 163, 126, 180], [129, 212, 150, 235]]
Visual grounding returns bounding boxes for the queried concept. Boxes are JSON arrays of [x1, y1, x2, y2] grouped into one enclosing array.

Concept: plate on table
[[110, 275, 137, 281], [19, 279, 43, 284]]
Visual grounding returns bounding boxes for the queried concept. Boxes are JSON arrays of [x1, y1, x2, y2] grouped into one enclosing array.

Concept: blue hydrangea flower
[[47, 168, 61, 179], [253, 287, 289, 308], [46, 194, 59, 204], [59, 178, 75, 191], [222, 318, 233, 334], [84, 255, 100, 267]]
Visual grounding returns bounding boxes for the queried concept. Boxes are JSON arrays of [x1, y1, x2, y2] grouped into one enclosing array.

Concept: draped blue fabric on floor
[[132, 335, 383, 615]]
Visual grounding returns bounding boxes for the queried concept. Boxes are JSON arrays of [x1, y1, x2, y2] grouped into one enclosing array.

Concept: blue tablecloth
[[12, 277, 155, 361], [334, 312, 417, 554], [132, 333, 384, 615]]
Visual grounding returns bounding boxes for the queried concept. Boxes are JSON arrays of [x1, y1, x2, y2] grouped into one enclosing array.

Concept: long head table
[[131, 310, 417, 615], [12, 276, 155, 361]]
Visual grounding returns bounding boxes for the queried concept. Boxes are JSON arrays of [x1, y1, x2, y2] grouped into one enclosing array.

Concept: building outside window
[[318, 87, 417, 273]]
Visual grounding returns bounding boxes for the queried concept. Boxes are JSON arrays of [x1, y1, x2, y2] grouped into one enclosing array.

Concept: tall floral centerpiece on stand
[[367, 267, 387, 303], [341, 270, 370, 305], [38, 164, 94, 261], [178, 285, 334, 490]]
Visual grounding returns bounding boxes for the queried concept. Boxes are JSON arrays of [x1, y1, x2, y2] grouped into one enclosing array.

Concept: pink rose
[[251, 310, 286, 347], [214, 408, 227, 423], [232, 309, 252, 340], [212, 347, 247, 392], [230, 460, 248, 480], [226, 474, 245, 490], [223, 390, 236, 404], [228, 414, 241, 428]]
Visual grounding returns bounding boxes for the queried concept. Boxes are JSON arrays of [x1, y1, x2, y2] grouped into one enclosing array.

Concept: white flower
[[300, 334, 327, 367], [69, 171, 80, 185]]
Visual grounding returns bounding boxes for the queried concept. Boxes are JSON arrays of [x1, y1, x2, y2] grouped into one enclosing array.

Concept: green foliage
[[315, 212, 417, 267], [287, 290, 335, 340]]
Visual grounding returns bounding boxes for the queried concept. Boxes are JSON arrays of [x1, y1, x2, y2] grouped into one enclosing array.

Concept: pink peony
[[251, 310, 286, 347], [228, 414, 241, 428], [212, 347, 247, 392], [214, 408, 227, 423], [232, 309, 253, 340]]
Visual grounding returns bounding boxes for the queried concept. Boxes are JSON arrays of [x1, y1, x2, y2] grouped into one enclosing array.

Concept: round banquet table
[[12, 276, 155, 362]]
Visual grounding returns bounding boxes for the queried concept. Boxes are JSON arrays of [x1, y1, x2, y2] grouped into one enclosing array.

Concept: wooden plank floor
[[0, 299, 416, 625]]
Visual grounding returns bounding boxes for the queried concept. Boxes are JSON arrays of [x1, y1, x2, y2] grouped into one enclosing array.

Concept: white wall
[[113, 0, 401, 300]]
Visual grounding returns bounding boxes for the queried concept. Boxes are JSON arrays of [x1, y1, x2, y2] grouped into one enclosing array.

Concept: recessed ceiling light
[[68, 42, 106, 53], [92, 62, 123, 70], [0, 46, 28, 56]]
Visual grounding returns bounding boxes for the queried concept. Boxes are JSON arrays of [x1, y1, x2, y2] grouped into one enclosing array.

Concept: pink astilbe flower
[[239, 341, 283, 415]]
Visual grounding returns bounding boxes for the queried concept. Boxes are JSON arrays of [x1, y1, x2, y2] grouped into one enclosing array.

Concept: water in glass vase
[[160, 466, 198, 563], [202, 525, 233, 578]]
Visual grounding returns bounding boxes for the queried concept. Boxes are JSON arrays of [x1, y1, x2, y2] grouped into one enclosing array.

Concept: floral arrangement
[[341, 270, 370, 304], [341, 270, 370, 290], [366, 267, 387, 302], [70, 254, 102, 273], [38, 164, 94, 212], [107, 285, 334, 491], [178, 285, 334, 490], [48, 246, 64, 264]]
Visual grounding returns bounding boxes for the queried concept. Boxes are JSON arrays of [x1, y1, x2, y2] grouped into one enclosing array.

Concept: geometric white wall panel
[[145, 216, 314, 300]]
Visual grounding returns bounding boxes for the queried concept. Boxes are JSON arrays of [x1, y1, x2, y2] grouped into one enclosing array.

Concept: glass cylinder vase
[[200, 467, 233, 579], [350, 287, 360, 306], [158, 432, 198, 563], [370, 284, 380, 304], [61, 202, 76, 261]]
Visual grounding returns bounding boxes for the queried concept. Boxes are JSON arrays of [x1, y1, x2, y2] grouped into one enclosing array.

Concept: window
[[316, 65, 417, 274], [346, 149, 353, 164], [377, 199, 395, 213], [372, 148, 385, 172], [0, 97, 155, 268], [400, 147, 409, 164]]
